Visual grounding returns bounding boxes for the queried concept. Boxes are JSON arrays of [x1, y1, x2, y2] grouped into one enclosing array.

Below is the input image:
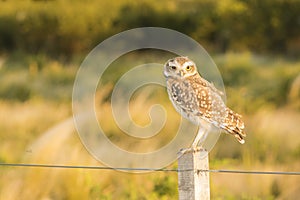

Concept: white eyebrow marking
[[183, 61, 194, 68]]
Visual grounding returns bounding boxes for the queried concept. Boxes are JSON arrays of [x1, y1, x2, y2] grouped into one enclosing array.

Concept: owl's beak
[[179, 70, 185, 77]]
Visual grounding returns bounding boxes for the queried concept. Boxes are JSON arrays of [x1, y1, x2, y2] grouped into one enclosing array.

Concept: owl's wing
[[190, 75, 227, 124], [198, 77, 224, 97], [192, 75, 246, 143]]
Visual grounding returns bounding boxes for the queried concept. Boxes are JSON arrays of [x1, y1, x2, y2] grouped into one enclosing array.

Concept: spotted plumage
[[163, 56, 246, 146]]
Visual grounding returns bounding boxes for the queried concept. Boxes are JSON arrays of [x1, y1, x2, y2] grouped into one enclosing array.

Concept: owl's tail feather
[[233, 129, 246, 144], [221, 108, 246, 144]]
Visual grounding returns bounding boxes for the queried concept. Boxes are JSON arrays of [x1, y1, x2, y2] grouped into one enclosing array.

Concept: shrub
[[0, 82, 31, 102]]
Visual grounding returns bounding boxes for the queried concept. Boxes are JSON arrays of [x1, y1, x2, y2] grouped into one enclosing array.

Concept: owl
[[163, 56, 246, 150]]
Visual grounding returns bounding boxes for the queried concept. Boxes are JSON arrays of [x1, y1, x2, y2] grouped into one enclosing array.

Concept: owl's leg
[[179, 127, 208, 154], [192, 127, 208, 149], [192, 127, 208, 148]]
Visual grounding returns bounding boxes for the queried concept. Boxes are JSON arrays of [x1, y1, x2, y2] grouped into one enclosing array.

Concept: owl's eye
[[186, 65, 193, 71], [171, 66, 177, 70]]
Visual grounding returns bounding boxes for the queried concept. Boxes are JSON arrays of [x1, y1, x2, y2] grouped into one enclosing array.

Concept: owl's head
[[163, 56, 198, 78]]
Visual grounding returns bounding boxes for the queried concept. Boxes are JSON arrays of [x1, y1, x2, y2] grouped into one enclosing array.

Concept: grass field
[[0, 52, 299, 199]]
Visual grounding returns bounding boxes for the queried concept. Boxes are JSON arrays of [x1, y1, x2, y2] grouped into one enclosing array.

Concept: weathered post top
[[178, 149, 210, 200]]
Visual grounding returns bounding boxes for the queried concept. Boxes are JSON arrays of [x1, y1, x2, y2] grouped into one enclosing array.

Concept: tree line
[[0, 0, 299, 57]]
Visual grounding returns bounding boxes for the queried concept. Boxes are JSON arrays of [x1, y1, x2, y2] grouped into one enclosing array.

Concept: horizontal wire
[[199, 169, 300, 176], [0, 163, 300, 175], [0, 163, 178, 172]]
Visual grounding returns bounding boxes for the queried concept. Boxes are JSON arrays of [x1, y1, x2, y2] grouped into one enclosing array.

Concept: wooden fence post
[[178, 149, 210, 200]]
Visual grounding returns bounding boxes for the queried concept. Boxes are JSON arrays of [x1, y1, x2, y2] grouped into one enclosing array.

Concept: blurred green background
[[0, 0, 299, 199]]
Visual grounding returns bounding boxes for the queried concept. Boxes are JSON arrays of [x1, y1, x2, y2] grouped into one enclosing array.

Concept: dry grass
[[0, 91, 179, 200], [0, 100, 70, 163], [1, 92, 299, 199]]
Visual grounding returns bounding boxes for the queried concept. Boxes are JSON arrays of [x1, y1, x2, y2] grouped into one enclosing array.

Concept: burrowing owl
[[164, 56, 246, 149]]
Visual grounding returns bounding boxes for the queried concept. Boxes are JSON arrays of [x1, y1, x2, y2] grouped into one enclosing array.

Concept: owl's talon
[[192, 146, 206, 152], [178, 148, 192, 155], [178, 147, 205, 155], [178, 147, 204, 154]]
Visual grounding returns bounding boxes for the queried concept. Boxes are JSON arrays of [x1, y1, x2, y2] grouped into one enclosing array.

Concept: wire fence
[[0, 163, 299, 175]]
